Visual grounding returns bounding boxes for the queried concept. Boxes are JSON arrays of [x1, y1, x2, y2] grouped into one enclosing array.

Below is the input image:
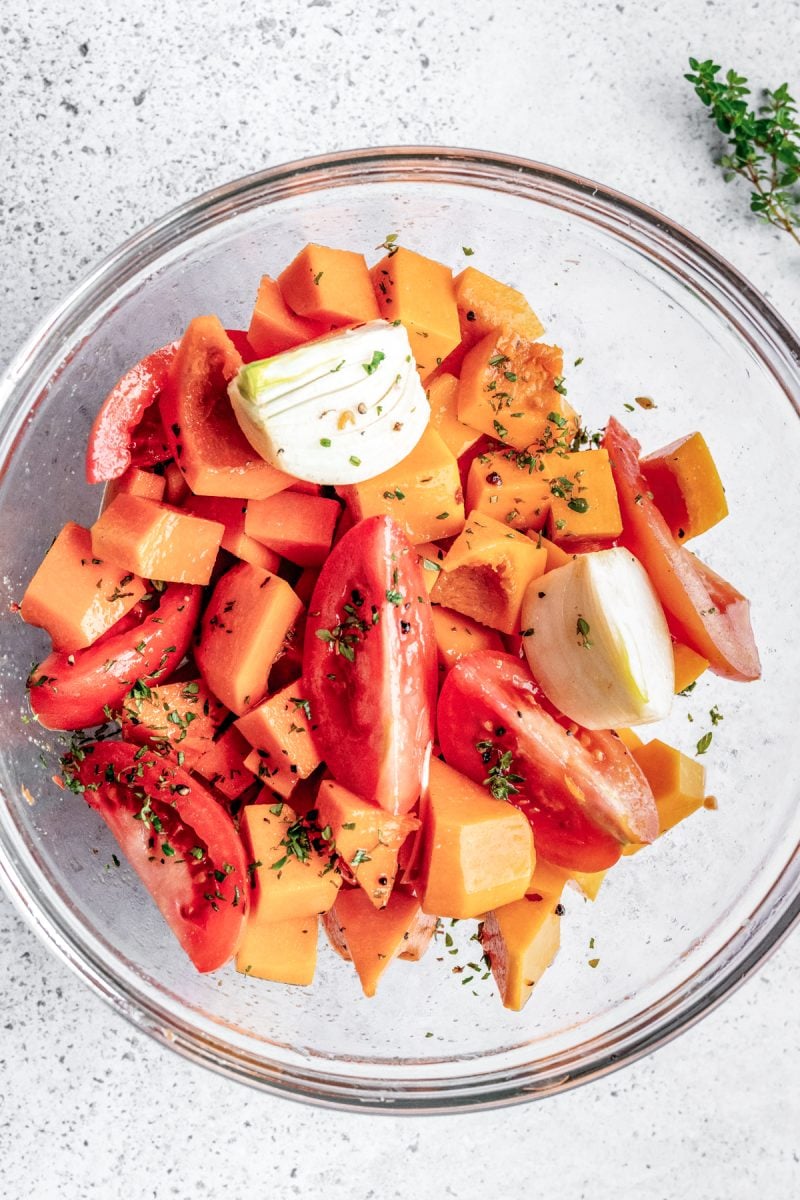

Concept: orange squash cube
[[419, 757, 535, 919], [183, 494, 282, 573], [339, 425, 465, 543], [236, 683, 321, 800], [427, 372, 483, 459], [279, 243, 379, 326], [457, 331, 577, 451], [641, 431, 728, 541], [195, 562, 303, 714], [623, 738, 707, 853], [247, 274, 325, 358], [120, 677, 227, 754], [21, 521, 147, 652], [454, 266, 545, 347], [323, 886, 428, 997], [240, 802, 341, 924], [103, 466, 165, 509], [431, 511, 547, 635], [536, 533, 572, 571], [315, 778, 420, 909], [672, 641, 710, 693], [545, 449, 622, 543], [90, 494, 224, 585], [414, 541, 447, 594], [466, 446, 552, 530], [370, 247, 460, 379], [430, 605, 504, 673], [481, 894, 561, 1011], [236, 914, 319, 985], [244, 491, 340, 568], [193, 726, 257, 800]]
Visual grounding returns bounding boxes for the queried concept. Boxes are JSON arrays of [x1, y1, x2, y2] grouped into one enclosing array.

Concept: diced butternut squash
[[240, 802, 341, 923], [430, 605, 504, 672], [457, 331, 577, 451], [103, 465, 165, 509], [538, 534, 572, 570], [161, 316, 297, 499], [420, 757, 535, 919], [279, 243, 379, 326], [430, 511, 547, 635], [398, 910, 438, 961], [371, 247, 460, 379], [195, 562, 303, 715], [236, 914, 318, 985], [569, 869, 608, 901], [466, 446, 552, 530], [545, 449, 622, 543], [641, 431, 728, 541], [183, 494, 282, 572], [90, 494, 224, 586], [673, 641, 709, 694], [246, 274, 325, 358], [616, 727, 644, 752], [415, 541, 447, 594], [193, 726, 257, 800], [161, 460, 190, 506], [236, 683, 321, 800], [481, 895, 561, 1011], [315, 778, 420, 909], [427, 372, 483, 459], [244, 492, 340, 568], [323, 885, 427, 997], [120, 678, 227, 755], [526, 858, 568, 902], [20, 522, 147, 652], [339, 425, 465, 543], [623, 739, 707, 854], [454, 266, 545, 347]]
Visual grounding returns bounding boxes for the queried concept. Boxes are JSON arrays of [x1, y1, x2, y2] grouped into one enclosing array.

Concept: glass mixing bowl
[[0, 148, 798, 1112]]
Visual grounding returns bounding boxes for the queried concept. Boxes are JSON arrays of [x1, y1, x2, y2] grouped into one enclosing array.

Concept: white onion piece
[[520, 547, 674, 729], [228, 320, 429, 485]]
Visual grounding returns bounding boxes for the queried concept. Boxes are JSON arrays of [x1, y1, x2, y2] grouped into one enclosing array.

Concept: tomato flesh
[[303, 515, 437, 815], [70, 740, 247, 971], [603, 418, 760, 682], [28, 584, 202, 730], [85, 342, 178, 484], [437, 652, 658, 871]]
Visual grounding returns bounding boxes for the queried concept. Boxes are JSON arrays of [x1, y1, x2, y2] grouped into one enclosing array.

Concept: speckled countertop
[[1, 3, 799, 1197]]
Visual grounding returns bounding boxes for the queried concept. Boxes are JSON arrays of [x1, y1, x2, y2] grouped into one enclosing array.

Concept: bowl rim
[[0, 144, 798, 1113]]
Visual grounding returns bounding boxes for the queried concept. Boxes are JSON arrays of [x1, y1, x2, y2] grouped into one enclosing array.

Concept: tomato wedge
[[603, 418, 760, 682], [68, 740, 247, 971], [437, 652, 658, 871], [28, 584, 201, 730], [303, 515, 437, 815], [85, 342, 179, 484]]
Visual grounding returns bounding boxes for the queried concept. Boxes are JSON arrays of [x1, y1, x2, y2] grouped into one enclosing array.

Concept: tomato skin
[[603, 418, 760, 682], [28, 584, 202, 731], [437, 652, 658, 871], [85, 342, 179, 484], [70, 740, 247, 972], [303, 516, 437, 815]]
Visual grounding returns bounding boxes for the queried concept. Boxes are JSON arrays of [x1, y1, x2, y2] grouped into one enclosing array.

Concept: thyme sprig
[[686, 58, 800, 245]]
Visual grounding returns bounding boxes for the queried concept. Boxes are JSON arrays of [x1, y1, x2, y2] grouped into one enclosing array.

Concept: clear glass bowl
[[0, 148, 798, 1112]]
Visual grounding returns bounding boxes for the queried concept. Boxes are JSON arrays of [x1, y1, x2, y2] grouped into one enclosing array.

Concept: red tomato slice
[[303, 515, 437, 815], [68, 740, 247, 972], [85, 342, 179, 484], [603, 418, 760, 682], [437, 652, 658, 871], [28, 584, 201, 730]]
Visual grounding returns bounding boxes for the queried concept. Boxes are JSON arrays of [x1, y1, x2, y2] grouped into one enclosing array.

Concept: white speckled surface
[[1, 2, 799, 1195]]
